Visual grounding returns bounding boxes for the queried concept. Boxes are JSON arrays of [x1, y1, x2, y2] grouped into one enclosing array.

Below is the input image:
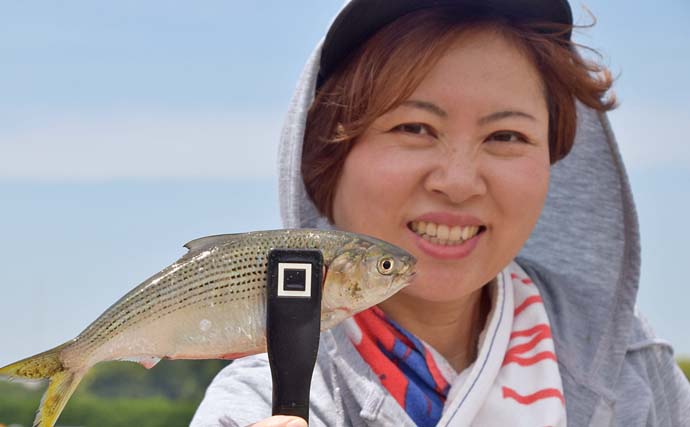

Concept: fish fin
[[33, 369, 85, 427], [0, 344, 68, 381], [183, 233, 241, 252], [0, 344, 85, 427], [120, 355, 161, 370], [218, 352, 247, 360]]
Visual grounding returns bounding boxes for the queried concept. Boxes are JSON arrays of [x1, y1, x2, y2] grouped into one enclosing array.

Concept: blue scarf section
[[352, 307, 451, 426]]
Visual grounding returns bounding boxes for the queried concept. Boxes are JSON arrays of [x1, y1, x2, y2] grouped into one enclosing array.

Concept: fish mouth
[[392, 259, 417, 291], [388, 271, 415, 297], [400, 255, 417, 276]]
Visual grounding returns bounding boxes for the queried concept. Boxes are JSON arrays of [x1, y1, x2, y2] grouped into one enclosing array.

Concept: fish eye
[[377, 257, 395, 275]]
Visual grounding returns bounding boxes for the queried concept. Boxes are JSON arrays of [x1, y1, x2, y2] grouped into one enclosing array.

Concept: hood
[[277, 0, 640, 398]]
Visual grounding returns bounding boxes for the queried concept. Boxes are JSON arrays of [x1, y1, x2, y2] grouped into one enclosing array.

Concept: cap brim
[[319, 0, 573, 86]]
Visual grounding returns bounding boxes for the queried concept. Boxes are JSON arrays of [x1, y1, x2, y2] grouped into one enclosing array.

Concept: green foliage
[[0, 393, 198, 427], [59, 396, 199, 427], [0, 359, 229, 427], [0, 381, 44, 426], [678, 358, 690, 381], [79, 359, 228, 401]]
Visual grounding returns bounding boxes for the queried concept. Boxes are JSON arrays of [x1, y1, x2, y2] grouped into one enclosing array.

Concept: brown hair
[[302, 7, 616, 221]]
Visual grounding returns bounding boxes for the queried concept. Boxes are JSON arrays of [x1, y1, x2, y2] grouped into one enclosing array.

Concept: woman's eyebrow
[[478, 110, 537, 125], [400, 100, 448, 118], [400, 101, 538, 125]]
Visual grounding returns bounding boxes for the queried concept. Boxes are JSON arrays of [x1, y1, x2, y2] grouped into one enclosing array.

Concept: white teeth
[[410, 220, 482, 245], [437, 224, 449, 240], [426, 222, 437, 237], [449, 226, 462, 241]]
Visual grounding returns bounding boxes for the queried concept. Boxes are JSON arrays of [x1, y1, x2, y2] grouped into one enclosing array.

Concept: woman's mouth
[[407, 220, 486, 260], [408, 220, 485, 245]]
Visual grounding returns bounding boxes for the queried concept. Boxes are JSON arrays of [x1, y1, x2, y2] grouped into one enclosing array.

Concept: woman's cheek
[[497, 156, 550, 230]]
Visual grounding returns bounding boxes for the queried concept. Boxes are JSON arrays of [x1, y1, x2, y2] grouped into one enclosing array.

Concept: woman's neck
[[378, 284, 491, 372]]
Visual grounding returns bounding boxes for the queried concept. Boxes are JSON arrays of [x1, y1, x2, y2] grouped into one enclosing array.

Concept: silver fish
[[0, 228, 416, 427]]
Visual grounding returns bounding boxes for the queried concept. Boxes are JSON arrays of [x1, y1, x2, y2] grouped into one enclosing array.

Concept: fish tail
[[32, 369, 85, 427], [0, 344, 85, 427]]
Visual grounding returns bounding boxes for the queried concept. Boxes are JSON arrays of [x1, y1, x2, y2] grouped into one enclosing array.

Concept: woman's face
[[331, 28, 551, 302]]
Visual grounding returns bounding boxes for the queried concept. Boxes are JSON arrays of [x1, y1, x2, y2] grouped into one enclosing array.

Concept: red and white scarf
[[346, 261, 566, 426], [438, 261, 566, 426]]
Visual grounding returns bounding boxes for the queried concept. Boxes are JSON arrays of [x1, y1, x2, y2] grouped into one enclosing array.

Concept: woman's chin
[[394, 268, 481, 303]]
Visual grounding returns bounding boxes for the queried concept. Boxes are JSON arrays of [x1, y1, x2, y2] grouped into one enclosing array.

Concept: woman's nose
[[423, 147, 487, 204]]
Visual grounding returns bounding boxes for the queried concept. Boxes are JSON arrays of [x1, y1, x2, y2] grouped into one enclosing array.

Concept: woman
[[192, 1, 690, 426]]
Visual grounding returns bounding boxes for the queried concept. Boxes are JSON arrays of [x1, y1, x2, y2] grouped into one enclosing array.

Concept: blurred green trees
[[0, 359, 228, 427], [80, 359, 228, 401], [2, 357, 689, 427], [678, 358, 690, 381]]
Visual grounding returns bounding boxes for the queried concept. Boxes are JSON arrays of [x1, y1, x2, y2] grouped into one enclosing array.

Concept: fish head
[[320, 236, 416, 330]]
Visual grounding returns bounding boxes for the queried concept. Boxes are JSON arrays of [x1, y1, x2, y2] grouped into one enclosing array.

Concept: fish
[[0, 228, 416, 427]]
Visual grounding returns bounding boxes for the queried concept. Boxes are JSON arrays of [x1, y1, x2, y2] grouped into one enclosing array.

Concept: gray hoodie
[[191, 3, 690, 426]]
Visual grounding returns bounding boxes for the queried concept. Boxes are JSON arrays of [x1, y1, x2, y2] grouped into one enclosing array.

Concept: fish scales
[[66, 230, 339, 360], [0, 229, 416, 427]]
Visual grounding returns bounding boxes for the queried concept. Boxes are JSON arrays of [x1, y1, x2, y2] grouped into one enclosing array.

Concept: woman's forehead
[[422, 30, 543, 88], [382, 32, 548, 123]]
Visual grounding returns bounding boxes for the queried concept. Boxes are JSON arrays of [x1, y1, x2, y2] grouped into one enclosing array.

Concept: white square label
[[277, 262, 312, 298]]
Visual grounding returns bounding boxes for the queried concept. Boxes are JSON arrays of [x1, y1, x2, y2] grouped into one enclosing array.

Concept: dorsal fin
[[183, 233, 242, 252]]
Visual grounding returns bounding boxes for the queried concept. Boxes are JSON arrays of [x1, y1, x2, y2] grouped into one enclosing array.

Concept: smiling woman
[[189, 1, 690, 426], [331, 29, 551, 323], [302, 11, 615, 222]]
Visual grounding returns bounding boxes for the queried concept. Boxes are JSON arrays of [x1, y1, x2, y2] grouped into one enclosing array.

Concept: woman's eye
[[487, 131, 529, 143], [392, 123, 434, 136]]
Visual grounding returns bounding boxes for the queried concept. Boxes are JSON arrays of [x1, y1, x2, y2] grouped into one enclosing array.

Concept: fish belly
[[64, 290, 268, 369]]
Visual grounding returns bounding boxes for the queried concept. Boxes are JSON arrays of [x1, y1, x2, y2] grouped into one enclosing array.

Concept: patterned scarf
[[351, 306, 451, 427], [348, 262, 567, 427]]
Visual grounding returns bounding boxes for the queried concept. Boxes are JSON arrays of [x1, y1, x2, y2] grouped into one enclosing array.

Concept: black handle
[[266, 249, 323, 423]]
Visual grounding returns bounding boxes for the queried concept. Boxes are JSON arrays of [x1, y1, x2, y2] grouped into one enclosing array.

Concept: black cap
[[319, 0, 573, 87]]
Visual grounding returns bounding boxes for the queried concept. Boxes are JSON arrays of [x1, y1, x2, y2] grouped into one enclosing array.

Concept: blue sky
[[0, 1, 689, 366]]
